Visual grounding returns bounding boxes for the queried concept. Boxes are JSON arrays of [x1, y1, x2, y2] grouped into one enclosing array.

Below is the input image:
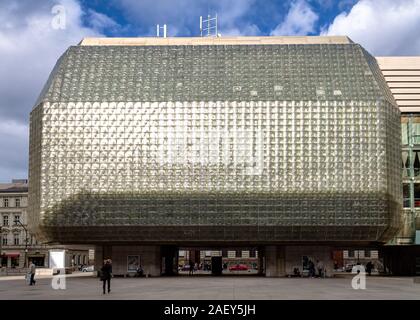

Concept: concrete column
[[265, 246, 286, 277], [257, 246, 265, 275], [147, 246, 162, 276], [103, 245, 112, 261], [189, 250, 200, 264], [162, 245, 179, 276], [19, 254, 25, 268], [94, 245, 103, 274]]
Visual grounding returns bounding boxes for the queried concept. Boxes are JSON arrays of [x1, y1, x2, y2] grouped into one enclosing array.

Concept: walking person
[[366, 261, 373, 276], [29, 260, 36, 285], [316, 260, 324, 278], [308, 260, 315, 278], [100, 259, 112, 294], [189, 260, 194, 276], [136, 265, 144, 277]]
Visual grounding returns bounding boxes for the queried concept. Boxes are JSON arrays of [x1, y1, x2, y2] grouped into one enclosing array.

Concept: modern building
[[0, 179, 90, 273], [28, 36, 402, 277]]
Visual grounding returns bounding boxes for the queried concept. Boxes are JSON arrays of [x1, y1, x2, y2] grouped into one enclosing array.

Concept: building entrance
[[178, 247, 262, 276]]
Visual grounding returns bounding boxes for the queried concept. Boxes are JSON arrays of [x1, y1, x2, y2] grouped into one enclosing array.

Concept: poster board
[[127, 255, 140, 272]]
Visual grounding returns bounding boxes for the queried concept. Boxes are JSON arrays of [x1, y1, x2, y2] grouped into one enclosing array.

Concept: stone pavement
[[0, 273, 419, 300]]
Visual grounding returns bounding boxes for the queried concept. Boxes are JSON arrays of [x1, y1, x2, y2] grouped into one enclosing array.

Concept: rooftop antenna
[[156, 24, 167, 38], [200, 14, 220, 37]]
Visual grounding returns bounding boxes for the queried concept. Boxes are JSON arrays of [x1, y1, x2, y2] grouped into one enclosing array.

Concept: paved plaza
[[0, 273, 419, 299]]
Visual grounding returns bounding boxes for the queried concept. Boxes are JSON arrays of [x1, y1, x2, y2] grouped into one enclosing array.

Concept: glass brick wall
[[28, 43, 402, 243]]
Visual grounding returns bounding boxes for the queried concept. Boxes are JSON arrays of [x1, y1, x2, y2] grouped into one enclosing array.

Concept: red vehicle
[[229, 264, 249, 271]]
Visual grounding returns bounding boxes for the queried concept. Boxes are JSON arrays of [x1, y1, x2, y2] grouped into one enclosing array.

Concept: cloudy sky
[[1, 0, 420, 182]]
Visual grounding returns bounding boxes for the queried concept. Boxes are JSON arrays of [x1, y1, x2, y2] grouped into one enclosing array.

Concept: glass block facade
[[28, 40, 402, 244]]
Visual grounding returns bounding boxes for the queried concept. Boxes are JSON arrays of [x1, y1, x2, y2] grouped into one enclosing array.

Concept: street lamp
[[14, 218, 28, 268]]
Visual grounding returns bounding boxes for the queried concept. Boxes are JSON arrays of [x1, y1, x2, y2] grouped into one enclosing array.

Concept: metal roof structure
[[37, 38, 393, 106]]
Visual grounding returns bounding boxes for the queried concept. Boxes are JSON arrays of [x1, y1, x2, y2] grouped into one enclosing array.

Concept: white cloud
[[221, 24, 261, 36], [0, 121, 29, 182], [322, 0, 420, 55], [86, 9, 120, 33], [0, 0, 115, 182], [315, 0, 335, 9], [216, 0, 261, 36], [271, 0, 319, 36], [337, 0, 358, 11]]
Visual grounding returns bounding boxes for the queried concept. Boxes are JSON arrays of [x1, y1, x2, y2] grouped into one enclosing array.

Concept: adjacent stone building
[[0, 179, 90, 272], [0, 179, 49, 269]]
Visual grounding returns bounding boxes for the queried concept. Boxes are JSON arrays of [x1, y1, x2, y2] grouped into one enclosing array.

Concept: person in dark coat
[[308, 260, 315, 278], [366, 261, 373, 276], [100, 259, 112, 294], [189, 260, 194, 276]]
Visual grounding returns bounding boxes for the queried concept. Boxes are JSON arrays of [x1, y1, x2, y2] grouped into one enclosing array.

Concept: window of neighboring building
[[2, 236, 7, 246], [14, 234, 19, 245], [0, 256, 6, 267], [3, 215, 8, 226], [15, 198, 20, 208], [11, 257, 19, 268], [403, 184, 409, 207], [14, 215, 20, 225], [3, 198, 8, 208], [29, 257, 44, 267], [403, 183, 420, 207], [402, 118, 420, 146]]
